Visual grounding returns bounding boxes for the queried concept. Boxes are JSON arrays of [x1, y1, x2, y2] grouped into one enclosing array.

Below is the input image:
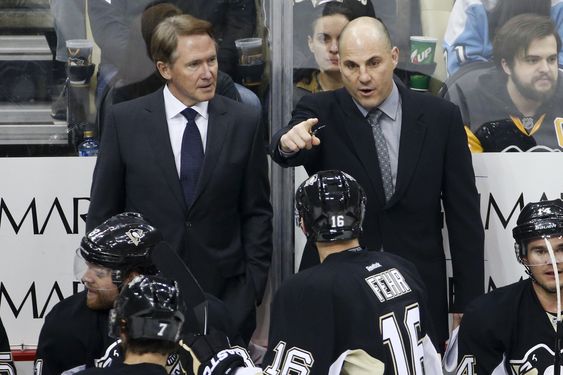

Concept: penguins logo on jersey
[[509, 343, 563, 374]]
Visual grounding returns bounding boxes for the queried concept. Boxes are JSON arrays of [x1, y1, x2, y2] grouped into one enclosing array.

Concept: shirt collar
[[353, 82, 400, 120], [163, 84, 209, 120]]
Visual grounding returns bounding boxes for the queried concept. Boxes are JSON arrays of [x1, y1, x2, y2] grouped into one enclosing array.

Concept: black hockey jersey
[[262, 249, 442, 375], [0, 318, 16, 375], [445, 278, 562, 374], [34, 291, 115, 375], [35, 291, 240, 375]]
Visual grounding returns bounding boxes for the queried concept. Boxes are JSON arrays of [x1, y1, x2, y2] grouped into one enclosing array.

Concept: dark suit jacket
[[270, 85, 484, 344], [87, 89, 272, 337]]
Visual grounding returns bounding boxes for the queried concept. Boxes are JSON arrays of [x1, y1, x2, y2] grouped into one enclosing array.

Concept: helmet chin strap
[[545, 238, 562, 375]]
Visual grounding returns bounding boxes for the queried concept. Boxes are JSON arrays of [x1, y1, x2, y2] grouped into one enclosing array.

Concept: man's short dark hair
[[309, 1, 355, 35], [151, 14, 215, 64], [493, 13, 561, 71]]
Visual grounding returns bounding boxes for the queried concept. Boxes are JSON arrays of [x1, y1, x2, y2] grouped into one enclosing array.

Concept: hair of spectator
[[151, 14, 215, 65], [493, 13, 561, 70], [338, 16, 393, 52], [488, 0, 550, 41], [308, 1, 355, 35], [142, 2, 182, 58]]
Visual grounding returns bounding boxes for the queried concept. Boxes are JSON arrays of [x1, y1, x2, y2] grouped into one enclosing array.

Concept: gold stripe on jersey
[[555, 118, 563, 148], [510, 114, 546, 136], [465, 126, 483, 153]]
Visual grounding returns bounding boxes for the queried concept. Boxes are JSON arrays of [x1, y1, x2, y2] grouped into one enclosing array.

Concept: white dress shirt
[[163, 84, 209, 177]]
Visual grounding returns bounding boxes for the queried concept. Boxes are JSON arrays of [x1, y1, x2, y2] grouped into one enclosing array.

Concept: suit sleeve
[[86, 105, 126, 232], [269, 94, 322, 168], [240, 107, 273, 304], [442, 103, 485, 312]]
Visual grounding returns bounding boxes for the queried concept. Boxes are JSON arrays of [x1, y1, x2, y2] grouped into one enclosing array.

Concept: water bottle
[[78, 130, 99, 156]]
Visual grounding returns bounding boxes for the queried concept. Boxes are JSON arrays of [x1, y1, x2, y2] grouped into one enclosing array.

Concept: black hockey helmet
[[77, 212, 161, 285], [109, 275, 185, 341], [513, 199, 563, 259], [295, 170, 366, 242]]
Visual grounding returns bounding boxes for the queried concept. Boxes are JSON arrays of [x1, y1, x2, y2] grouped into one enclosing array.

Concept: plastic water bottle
[[78, 130, 99, 156]]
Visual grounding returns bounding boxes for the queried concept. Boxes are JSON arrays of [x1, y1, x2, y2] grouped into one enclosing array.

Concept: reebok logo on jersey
[[365, 262, 382, 272], [365, 268, 411, 302]]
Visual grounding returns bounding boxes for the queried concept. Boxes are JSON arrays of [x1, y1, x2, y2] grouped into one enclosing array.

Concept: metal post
[[267, 0, 295, 292]]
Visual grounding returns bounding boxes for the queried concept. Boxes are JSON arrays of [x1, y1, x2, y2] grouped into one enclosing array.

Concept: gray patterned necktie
[[368, 109, 394, 202]]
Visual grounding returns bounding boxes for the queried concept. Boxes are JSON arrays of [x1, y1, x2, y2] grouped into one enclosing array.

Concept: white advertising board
[[1, 154, 562, 347], [0, 157, 96, 347], [472, 153, 563, 291]]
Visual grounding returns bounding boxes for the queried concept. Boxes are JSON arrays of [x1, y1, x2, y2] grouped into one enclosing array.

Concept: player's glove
[[181, 330, 255, 375]]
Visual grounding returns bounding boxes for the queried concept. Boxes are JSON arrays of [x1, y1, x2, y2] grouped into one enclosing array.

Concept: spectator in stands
[[293, 0, 375, 69], [293, 2, 354, 107], [443, 0, 563, 76], [49, 0, 86, 119], [453, 14, 563, 152], [88, 0, 255, 87]]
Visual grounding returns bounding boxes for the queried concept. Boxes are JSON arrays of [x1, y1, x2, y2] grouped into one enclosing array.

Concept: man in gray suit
[[86, 14, 272, 343]]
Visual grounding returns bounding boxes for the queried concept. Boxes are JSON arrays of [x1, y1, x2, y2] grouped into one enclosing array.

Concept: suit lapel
[[143, 90, 186, 210], [191, 96, 229, 207], [336, 89, 387, 206], [388, 85, 427, 205]]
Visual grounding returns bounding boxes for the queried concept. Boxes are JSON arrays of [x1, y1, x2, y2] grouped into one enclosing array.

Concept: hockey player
[[185, 170, 442, 375], [76, 274, 185, 375], [0, 318, 15, 375], [34, 212, 239, 375], [444, 199, 563, 374]]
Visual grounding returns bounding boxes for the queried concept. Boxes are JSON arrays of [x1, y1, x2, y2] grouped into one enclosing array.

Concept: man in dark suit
[[270, 16, 484, 348], [86, 14, 272, 343]]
